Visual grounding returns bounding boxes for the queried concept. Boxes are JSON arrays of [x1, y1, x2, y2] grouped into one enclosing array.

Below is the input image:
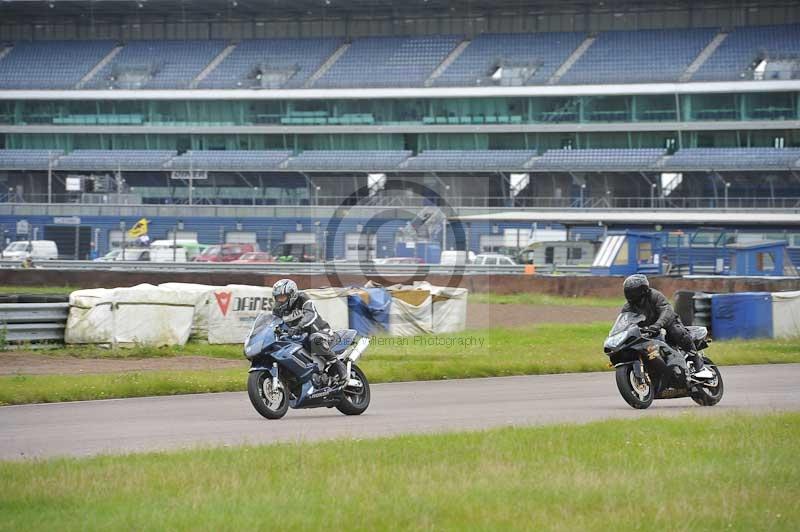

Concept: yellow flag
[[127, 218, 148, 238]]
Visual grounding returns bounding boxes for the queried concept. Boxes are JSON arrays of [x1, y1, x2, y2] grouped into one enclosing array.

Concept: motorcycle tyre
[[248, 371, 290, 420], [336, 364, 371, 416], [615, 365, 654, 410]]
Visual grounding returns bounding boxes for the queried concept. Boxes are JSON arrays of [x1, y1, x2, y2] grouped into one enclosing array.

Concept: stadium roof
[[0, 0, 793, 21], [453, 210, 800, 226]]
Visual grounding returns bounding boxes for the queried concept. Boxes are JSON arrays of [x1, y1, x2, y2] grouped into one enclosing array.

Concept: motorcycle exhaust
[[347, 337, 370, 363]]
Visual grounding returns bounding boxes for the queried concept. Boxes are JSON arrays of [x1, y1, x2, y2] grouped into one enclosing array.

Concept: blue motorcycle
[[244, 313, 371, 419]]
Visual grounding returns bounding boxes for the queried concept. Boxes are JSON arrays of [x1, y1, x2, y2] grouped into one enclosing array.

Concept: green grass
[[0, 285, 78, 295], [2, 324, 799, 405], [1, 413, 798, 531], [470, 292, 624, 307]]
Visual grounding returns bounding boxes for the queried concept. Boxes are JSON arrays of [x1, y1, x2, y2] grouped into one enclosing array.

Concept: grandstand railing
[[2, 194, 799, 211]]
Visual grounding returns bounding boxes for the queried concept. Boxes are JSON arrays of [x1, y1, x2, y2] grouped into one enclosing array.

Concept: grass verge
[[0, 285, 78, 295], [1, 413, 798, 531], [470, 292, 624, 307], [2, 324, 799, 405]]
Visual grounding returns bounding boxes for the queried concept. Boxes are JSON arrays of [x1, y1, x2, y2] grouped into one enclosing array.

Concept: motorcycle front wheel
[[690, 359, 724, 406], [247, 370, 290, 420], [615, 365, 654, 409], [336, 364, 371, 416]]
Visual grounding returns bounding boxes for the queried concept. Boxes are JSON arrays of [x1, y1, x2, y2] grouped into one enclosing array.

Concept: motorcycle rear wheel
[[248, 371, 290, 420], [336, 364, 371, 416], [615, 365, 654, 409]]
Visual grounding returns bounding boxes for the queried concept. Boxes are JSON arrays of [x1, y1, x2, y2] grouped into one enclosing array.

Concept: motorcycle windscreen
[[609, 312, 646, 336], [244, 313, 280, 358]]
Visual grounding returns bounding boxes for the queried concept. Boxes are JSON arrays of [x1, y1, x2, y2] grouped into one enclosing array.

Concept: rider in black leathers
[[271, 278, 348, 383], [622, 274, 713, 378]]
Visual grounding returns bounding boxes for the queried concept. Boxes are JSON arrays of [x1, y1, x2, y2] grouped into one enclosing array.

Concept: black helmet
[[623, 274, 650, 305]]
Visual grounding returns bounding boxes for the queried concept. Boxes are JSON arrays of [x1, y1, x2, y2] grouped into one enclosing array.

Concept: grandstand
[[0, 0, 798, 261]]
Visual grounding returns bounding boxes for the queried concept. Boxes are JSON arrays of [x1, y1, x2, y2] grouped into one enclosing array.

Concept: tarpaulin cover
[[158, 282, 221, 340], [388, 287, 433, 336], [65, 284, 195, 347], [206, 284, 272, 344], [431, 286, 468, 334], [348, 287, 391, 336], [711, 292, 773, 340], [772, 290, 800, 339]]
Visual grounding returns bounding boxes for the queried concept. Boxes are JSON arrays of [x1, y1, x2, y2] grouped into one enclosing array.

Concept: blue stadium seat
[[286, 150, 412, 171], [313, 35, 462, 88], [435, 32, 585, 86], [0, 41, 115, 89], [86, 40, 226, 89], [561, 28, 717, 84], [0, 149, 64, 170], [693, 25, 800, 81], [663, 148, 800, 170], [56, 150, 177, 170], [199, 38, 343, 89], [167, 150, 292, 170], [405, 150, 538, 170], [531, 149, 666, 170]]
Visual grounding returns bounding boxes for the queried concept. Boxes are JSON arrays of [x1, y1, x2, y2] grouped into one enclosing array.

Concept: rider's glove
[[287, 327, 301, 337], [642, 325, 661, 336]]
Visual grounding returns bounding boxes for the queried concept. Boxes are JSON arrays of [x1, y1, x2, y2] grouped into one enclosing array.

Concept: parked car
[[231, 252, 274, 264], [95, 248, 151, 261], [1, 240, 58, 261], [194, 243, 257, 263], [473, 253, 517, 266], [272, 242, 318, 262]]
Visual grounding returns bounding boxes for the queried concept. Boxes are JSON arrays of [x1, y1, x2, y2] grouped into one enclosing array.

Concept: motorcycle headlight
[[604, 331, 628, 350]]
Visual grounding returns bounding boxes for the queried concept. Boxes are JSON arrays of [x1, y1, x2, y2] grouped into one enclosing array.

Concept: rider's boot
[[689, 352, 714, 379]]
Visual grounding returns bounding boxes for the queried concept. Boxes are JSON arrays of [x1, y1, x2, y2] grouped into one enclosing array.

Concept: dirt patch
[[0, 354, 247, 376], [466, 302, 619, 329]]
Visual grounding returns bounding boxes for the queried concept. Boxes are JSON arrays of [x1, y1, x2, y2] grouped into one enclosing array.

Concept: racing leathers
[[272, 292, 347, 382], [621, 287, 705, 371]]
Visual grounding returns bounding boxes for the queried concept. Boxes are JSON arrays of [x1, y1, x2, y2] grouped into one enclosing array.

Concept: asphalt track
[[1, 364, 799, 461]]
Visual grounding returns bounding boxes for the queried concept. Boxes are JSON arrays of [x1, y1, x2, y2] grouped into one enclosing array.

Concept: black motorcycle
[[604, 312, 724, 409]]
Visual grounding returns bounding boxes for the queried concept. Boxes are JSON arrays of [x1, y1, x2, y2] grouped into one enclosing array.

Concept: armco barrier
[[0, 303, 69, 344]]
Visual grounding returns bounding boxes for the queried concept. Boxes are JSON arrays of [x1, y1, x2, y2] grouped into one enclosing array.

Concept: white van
[[2, 240, 59, 261], [149, 241, 188, 262], [439, 250, 475, 266]]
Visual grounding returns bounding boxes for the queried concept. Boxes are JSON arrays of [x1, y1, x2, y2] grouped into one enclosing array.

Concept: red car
[[194, 244, 257, 262], [231, 252, 274, 264]]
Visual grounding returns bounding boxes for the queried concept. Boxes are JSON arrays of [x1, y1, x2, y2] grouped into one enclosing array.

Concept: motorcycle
[[604, 312, 724, 409], [244, 313, 371, 419]]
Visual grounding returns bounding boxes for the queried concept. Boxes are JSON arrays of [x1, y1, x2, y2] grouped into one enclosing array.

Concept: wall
[[2, 269, 798, 299]]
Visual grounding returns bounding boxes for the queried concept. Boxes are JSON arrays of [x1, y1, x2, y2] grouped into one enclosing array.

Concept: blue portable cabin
[[726, 240, 794, 276], [591, 231, 663, 276]]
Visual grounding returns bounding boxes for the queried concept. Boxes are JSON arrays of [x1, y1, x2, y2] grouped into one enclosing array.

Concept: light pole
[[580, 183, 586, 207], [252, 186, 258, 206], [724, 181, 731, 209], [650, 182, 657, 207]]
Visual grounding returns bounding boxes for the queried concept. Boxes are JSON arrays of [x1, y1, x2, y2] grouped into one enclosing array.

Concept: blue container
[[348, 287, 391, 336], [711, 292, 773, 340]]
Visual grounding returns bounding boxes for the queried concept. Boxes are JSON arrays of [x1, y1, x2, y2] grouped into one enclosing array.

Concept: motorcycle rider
[[271, 278, 348, 384], [622, 274, 714, 379]]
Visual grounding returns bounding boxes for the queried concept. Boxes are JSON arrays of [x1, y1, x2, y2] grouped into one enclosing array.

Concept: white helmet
[[272, 278, 298, 314]]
